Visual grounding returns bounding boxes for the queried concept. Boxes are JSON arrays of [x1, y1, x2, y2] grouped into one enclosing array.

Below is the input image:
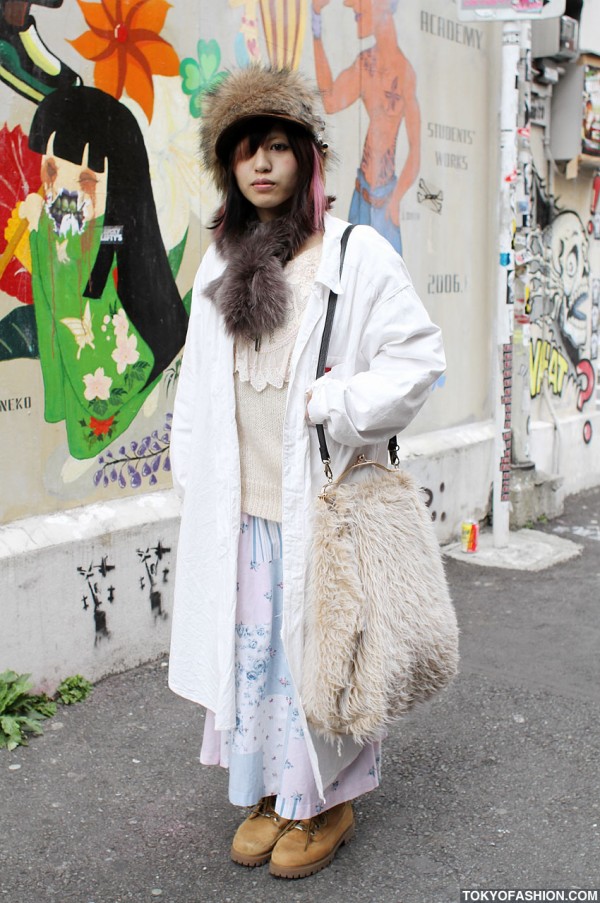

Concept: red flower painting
[[0, 124, 40, 305], [69, 0, 180, 121], [89, 415, 115, 437]]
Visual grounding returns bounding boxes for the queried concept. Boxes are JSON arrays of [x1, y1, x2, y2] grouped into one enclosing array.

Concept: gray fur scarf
[[205, 213, 314, 342]]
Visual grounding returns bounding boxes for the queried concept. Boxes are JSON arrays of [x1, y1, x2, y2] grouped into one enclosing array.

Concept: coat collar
[[314, 214, 352, 295]]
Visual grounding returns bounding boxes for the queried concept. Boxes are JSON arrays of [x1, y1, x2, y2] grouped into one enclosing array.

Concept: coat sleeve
[[170, 252, 214, 497], [306, 282, 446, 448]]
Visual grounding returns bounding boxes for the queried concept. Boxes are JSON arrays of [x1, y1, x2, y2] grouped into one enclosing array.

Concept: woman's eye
[[271, 142, 289, 151]]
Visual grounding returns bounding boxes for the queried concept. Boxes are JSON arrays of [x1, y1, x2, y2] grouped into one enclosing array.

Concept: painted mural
[[1, 0, 499, 521], [1, 1, 189, 461], [528, 170, 598, 444], [0, 0, 209, 520], [313, 0, 419, 254]]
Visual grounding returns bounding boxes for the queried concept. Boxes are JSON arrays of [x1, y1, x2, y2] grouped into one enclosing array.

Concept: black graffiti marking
[[421, 482, 446, 523], [137, 542, 171, 621], [76, 557, 115, 644], [0, 397, 32, 412], [416, 178, 443, 214]]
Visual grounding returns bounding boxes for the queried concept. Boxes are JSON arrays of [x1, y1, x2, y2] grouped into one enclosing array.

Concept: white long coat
[[168, 214, 446, 799]]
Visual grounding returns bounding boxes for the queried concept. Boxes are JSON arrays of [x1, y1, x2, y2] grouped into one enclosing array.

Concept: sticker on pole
[[458, 0, 566, 21]]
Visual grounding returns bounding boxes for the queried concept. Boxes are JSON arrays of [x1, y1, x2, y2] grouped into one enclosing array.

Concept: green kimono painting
[[29, 209, 157, 457], [17, 86, 189, 460]]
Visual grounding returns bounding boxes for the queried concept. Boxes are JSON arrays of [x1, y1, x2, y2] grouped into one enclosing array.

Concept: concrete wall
[[1, 0, 598, 688]]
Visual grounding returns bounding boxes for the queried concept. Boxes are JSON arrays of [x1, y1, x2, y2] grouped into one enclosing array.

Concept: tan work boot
[[269, 801, 355, 879], [230, 796, 291, 867]]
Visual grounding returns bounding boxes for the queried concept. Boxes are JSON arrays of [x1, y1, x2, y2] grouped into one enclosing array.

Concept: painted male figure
[[312, 0, 420, 253]]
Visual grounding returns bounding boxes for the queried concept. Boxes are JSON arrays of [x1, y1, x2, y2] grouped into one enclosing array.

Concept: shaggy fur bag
[[303, 459, 459, 746], [302, 225, 459, 746]]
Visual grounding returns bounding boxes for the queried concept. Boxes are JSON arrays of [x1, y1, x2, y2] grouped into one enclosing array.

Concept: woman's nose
[[253, 147, 271, 170]]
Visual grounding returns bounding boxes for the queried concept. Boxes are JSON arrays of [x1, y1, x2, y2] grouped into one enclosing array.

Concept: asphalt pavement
[[2, 486, 599, 903]]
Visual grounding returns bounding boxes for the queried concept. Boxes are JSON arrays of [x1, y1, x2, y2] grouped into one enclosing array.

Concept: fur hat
[[200, 65, 327, 193]]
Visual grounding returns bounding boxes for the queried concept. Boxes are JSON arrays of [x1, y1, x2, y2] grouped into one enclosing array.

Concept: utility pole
[[493, 19, 521, 548], [512, 20, 536, 474]]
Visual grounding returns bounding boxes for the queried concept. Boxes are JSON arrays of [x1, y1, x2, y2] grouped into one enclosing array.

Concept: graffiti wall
[[527, 146, 599, 448], [1, 0, 500, 526]]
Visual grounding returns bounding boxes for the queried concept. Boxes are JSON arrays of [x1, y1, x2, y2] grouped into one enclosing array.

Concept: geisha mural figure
[[17, 85, 189, 458], [312, 0, 420, 254]]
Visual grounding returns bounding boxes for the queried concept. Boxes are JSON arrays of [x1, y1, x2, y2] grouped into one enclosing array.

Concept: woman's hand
[[312, 0, 330, 12]]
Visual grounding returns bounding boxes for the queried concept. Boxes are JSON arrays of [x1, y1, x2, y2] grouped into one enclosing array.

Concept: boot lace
[[286, 813, 328, 850], [248, 795, 283, 824]]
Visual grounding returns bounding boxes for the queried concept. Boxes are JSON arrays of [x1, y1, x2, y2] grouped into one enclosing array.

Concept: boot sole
[[268, 823, 355, 879], [230, 846, 271, 868]]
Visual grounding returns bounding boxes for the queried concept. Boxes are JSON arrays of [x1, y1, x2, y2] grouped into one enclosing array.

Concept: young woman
[[169, 65, 446, 880]]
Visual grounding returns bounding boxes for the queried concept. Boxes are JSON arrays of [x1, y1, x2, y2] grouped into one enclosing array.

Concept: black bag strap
[[315, 225, 399, 477]]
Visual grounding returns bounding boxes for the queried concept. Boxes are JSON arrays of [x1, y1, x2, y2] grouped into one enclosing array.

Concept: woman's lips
[[251, 180, 276, 192]]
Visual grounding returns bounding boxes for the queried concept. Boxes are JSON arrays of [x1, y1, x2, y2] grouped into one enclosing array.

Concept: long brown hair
[[211, 117, 334, 238]]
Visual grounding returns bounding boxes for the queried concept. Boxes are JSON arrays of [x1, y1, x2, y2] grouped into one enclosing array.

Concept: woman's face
[[233, 128, 299, 222], [41, 133, 108, 232]]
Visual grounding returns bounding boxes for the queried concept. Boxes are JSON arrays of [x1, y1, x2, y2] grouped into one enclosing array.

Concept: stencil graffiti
[[76, 555, 116, 644], [137, 541, 171, 621]]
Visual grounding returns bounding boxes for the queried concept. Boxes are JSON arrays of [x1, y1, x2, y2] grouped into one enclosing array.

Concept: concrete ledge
[[0, 490, 181, 559], [445, 527, 582, 571], [0, 491, 181, 693]]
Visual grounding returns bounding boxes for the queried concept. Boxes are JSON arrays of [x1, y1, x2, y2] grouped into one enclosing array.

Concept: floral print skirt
[[200, 514, 382, 820]]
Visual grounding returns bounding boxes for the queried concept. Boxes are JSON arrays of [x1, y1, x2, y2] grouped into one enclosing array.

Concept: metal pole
[[493, 20, 521, 548], [512, 19, 536, 471]]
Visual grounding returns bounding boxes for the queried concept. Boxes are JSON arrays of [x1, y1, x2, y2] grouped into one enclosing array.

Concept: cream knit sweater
[[234, 243, 322, 522]]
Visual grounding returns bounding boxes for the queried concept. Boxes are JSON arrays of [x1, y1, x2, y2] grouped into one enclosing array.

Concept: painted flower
[[180, 39, 228, 118], [0, 124, 39, 305], [83, 367, 113, 400], [112, 333, 140, 373], [111, 307, 129, 338], [122, 75, 203, 250], [89, 415, 115, 436], [69, 0, 180, 121]]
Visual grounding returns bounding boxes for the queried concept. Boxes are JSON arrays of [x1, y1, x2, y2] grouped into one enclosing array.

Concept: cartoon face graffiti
[[548, 212, 590, 362], [41, 133, 108, 236]]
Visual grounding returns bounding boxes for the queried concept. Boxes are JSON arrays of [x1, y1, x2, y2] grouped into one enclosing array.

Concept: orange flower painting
[[69, 0, 179, 121]]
